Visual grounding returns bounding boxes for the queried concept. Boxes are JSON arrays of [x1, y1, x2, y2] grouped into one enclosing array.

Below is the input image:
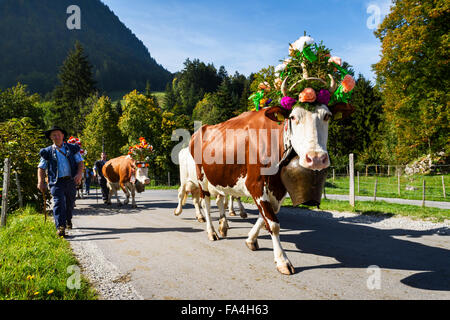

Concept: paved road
[[69, 189, 450, 300]]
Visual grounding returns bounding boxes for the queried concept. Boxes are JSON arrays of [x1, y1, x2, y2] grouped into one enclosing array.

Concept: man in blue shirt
[[37, 126, 84, 237]]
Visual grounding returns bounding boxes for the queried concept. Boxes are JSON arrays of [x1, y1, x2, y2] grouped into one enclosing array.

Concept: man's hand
[[37, 181, 47, 193], [74, 173, 83, 185]]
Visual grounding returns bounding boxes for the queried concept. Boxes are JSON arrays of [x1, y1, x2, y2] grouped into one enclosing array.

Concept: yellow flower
[[26, 275, 35, 280], [47, 290, 54, 295], [34, 291, 39, 295]]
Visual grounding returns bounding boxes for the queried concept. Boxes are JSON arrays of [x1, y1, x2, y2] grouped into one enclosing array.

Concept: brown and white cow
[[102, 155, 150, 208], [175, 147, 247, 222], [190, 102, 353, 274]]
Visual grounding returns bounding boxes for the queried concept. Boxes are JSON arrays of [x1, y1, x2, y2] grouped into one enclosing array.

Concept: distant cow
[[175, 147, 247, 224], [102, 155, 150, 208]]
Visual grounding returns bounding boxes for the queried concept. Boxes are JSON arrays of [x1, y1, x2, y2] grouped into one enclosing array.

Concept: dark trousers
[[98, 176, 109, 200], [50, 178, 76, 229]]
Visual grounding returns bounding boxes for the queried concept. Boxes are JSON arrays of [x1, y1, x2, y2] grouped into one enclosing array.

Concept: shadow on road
[[74, 194, 450, 292]]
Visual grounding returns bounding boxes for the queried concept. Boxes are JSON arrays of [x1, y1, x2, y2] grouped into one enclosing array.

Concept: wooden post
[[422, 179, 426, 207], [442, 176, 446, 199], [332, 169, 335, 182], [387, 165, 390, 177], [323, 184, 327, 200], [373, 178, 378, 202], [167, 172, 171, 186], [365, 165, 368, 177], [397, 169, 401, 196], [14, 171, 23, 208], [349, 154, 355, 207], [1, 158, 11, 227], [357, 171, 360, 194]]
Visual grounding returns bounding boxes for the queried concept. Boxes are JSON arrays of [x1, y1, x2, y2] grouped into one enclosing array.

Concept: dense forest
[[0, 0, 172, 95]]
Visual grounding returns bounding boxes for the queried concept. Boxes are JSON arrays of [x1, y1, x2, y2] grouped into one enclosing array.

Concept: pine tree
[[53, 41, 96, 135]]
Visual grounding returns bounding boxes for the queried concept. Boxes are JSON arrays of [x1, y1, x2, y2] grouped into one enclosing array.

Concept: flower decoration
[[316, 89, 331, 105], [341, 74, 355, 93], [68, 136, 87, 156], [247, 33, 356, 113], [280, 96, 297, 110], [299, 88, 316, 103], [128, 137, 154, 162]]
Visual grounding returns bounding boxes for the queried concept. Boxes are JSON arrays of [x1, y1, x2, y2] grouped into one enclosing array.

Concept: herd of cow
[[99, 103, 353, 275]]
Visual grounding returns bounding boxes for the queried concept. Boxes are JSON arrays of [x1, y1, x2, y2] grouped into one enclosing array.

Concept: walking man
[[94, 152, 109, 204], [37, 126, 84, 237]]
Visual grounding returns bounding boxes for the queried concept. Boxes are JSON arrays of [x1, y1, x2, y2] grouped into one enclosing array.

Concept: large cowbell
[[280, 155, 327, 207]]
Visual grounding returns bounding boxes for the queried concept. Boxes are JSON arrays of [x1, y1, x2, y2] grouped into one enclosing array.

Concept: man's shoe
[[57, 226, 66, 237], [66, 221, 73, 230]]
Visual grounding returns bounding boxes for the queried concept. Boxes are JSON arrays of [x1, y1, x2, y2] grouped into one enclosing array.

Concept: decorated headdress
[[249, 33, 355, 113], [67, 136, 87, 156], [128, 137, 154, 165]]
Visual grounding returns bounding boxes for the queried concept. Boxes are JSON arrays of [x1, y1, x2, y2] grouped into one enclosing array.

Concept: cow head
[[135, 162, 151, 185], [265, 102, 354, 171]]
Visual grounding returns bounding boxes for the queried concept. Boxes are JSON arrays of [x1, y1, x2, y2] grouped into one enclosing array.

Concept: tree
[[0, 118, 46, 210], [0, 83, 43, 127], [53, 41, 96, 136], [374, 0, 450, 163], [82, 96, 125, 166]]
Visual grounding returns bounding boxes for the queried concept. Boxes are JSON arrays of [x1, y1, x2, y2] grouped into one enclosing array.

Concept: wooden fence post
[[332, 169, 335, 182], [373, 177, 378, 202], [397, 169, 401, 196], [422, 179, 426, 207], [442, 176, 446, 199], [1, 158, 11, 227], [15, 171, 23, 208], [349, 154, 355, 207]]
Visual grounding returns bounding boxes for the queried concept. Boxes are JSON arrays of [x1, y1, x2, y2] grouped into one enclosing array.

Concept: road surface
[[68, 189, 450, 300]]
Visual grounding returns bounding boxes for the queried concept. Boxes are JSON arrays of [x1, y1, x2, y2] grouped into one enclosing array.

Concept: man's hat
[[44, 126, 68, 140]]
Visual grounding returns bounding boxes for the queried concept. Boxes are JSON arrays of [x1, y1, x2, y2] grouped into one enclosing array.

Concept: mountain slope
[[0, 0, 172, 94]]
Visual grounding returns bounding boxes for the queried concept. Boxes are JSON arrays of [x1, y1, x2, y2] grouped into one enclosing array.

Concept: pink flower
[[299, 88, 316, 103], [328, 56, 342, 66], [342, 74, 355, 93], [281, 96, 297, 110]]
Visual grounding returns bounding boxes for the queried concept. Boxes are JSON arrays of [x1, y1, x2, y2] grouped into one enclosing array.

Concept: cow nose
[[144, 178, 150, 185], [304, 152, 329, 170]]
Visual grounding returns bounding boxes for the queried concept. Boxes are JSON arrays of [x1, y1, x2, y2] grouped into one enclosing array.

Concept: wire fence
[[325, 164, 449, 203]]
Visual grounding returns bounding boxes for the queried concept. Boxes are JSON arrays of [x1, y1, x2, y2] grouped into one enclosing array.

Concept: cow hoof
[[276, 261, 295, 275], [229, 211, 236, 216], [245, 240, 259, 251], [240, 212, 248, 219], [117, 202, 123, 207], [218, 218, 229, 237], [208, 231, 219, 241], [197, 216, 206, 223], [174, 208, 182, 216], [132, 204, 137, 209]]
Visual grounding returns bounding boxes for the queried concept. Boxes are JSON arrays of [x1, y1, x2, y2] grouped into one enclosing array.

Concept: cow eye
[[324, 113, 331, 122]]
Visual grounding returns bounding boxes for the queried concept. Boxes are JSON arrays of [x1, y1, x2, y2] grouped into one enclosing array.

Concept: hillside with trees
[[0, 0, 172, 95]]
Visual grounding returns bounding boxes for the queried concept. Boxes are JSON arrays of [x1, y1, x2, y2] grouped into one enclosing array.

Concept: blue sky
[[102, 0, 393, 82]]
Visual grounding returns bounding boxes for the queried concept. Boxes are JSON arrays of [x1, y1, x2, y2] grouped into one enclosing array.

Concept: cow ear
[[265, 106, 290, 123], [329, 103, 355, 120]]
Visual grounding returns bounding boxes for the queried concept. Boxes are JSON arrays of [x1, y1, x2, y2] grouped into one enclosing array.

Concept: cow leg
[[216, 194, 229, 237], [236, 197, 247, 218], [200, 191, 219, 241], [174, 186, 185, 216], [119, 182, 130, 206], [245, 216, 264, 251], [227, 195, 236, 216], [255, 199, 295, 275], [192, 189, 205, 222], [130, 184, 136, 208]]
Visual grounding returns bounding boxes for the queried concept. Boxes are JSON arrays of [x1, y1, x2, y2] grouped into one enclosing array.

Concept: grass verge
[[239, 197, 449, 222], [0, 206, 97, 300]]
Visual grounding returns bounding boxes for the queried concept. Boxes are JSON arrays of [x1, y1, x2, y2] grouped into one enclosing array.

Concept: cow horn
[[281, 76, 289, 97], [328, 74, 337, 93], [301, 62, 309, 79]]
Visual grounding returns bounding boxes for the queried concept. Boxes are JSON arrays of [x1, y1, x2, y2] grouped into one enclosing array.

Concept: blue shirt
[[38, 143, 83, 178]]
